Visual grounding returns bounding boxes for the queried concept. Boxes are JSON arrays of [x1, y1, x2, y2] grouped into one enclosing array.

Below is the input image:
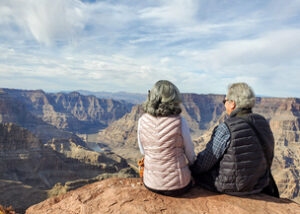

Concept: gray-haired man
[[191, 82, 278, 197]]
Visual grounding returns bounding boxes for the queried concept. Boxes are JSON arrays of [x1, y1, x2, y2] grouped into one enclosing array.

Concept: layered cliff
[[26, 177, 300, 214], [181, 93, 225, 137], [255, 98, 300, 203], [0, 90, 78, 143], [0, 88, 133, 133], [0, 88, 140, 212], [0, 123, 136, 213], [97, 105, 144, 165], [1, 88, 299, 210], [77, 90, 147, 104]]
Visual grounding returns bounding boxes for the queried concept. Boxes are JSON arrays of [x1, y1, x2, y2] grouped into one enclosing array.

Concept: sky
[[1, 0, 300, 97]]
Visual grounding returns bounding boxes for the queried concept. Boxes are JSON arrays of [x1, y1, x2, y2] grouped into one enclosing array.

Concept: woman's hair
[[143, 80, 182, 117], [227, 82, 256, 109]]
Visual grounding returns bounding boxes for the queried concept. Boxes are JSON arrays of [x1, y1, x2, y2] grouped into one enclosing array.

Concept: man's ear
[[231, 101, 236, 110]]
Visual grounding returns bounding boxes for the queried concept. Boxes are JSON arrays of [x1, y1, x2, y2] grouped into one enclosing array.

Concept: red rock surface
[[26, 177, 300, 214]]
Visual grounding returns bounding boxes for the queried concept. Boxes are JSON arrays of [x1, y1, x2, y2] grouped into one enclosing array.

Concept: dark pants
[[193, 172, 218, 192], [144, 181, 193, 197]]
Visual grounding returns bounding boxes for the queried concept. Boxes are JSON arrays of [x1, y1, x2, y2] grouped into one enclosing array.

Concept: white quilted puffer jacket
[[139, 113, 192, 191]]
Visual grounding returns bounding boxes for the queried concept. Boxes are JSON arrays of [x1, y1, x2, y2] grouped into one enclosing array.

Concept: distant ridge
[[76, 90, 147, 104], [0, 88, 134, 134]]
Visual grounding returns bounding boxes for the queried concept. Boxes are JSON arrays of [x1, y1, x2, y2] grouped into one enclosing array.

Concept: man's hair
[[227, 82, 256, 109], [143, 80, 182, 117]]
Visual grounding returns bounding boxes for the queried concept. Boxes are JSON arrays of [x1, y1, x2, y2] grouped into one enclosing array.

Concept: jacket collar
[[229, 108, 252, 118]]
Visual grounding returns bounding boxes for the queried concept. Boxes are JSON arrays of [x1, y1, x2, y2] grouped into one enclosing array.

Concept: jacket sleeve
[[137, 117, 145, 155], [190, 123, 230, 174], [181, 117, 196, 165]]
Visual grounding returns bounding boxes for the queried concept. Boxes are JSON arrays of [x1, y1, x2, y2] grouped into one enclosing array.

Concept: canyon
[[0, 89, 136, 213], [0, 122, 135, 213], [0, 88, 133, 134], [0, 88, 299, 212]]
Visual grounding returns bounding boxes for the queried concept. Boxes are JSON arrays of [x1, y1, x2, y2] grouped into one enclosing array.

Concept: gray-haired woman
[[137, 80, 195, 196]]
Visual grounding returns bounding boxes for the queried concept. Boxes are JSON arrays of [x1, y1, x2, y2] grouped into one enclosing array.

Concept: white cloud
[[139, 0, 199, 27], [179, 29, 300, 71], [0, 0, 86, 45], [160, 57, 170, 64], [175, 28, 300, 96], [1, 0, 300, 97], [0, 42, 175, 92]]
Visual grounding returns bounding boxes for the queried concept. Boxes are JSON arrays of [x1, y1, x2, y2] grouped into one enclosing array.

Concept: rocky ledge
[[26, 178, 300, 214]]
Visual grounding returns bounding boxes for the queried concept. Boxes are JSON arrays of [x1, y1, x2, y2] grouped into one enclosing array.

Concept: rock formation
[[0, 88, 140, 212], [1, 88, 133, 133], [0, 90, 79, 143], [77, 90, 147, 104], [26, 177, 300, 214], [0, 123, 136, 213], [181, 93, 225, 137], [1, 88, 300, 210], [254, 98, 300, 203], [97, 105, 144, 166]]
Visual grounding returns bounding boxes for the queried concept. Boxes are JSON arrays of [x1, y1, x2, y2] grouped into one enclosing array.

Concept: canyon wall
[[0, 89, 136, 213], [1, 88, 299, 211], [1, 88, 133, 133]]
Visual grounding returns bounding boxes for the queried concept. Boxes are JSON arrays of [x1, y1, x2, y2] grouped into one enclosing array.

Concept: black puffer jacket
[[195, 108, 274, 195]]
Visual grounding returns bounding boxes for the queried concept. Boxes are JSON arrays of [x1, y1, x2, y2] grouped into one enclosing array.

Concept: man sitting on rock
[[191, 82, 278, 197]]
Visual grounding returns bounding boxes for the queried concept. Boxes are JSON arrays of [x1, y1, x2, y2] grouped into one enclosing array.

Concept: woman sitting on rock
[[137, 80, 195, 196]]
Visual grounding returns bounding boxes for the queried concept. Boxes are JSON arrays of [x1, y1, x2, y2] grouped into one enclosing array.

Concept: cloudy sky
[[1, 0, 300, 97]]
